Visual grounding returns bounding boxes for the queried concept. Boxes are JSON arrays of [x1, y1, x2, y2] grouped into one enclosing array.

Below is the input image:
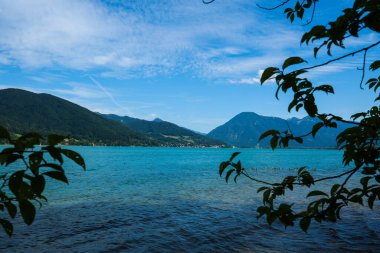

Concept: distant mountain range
[[102, 114, 226, 147], [207, 112, 349, 148], [0, 88, 349, 148], [0, 88, 226, 147]]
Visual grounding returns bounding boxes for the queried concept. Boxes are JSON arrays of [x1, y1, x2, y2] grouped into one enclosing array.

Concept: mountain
[[207, 112, 349, 148], [0, 88, 156, 146], [103, 114, 227, 147]]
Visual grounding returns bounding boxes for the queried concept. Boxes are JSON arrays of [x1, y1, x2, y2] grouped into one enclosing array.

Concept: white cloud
[[0, 0, 305, 80], [228, 69, 279, 85], [55, 82, 107, 99], [229, 70, 263, 85]]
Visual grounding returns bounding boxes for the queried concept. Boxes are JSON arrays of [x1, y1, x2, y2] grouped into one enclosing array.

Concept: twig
[[335, 163, 363, 196], [358, 49, 367, 89], [241, 170, 276, 186], [257, 0, 290, 10], [242, 166, 358, 186], [291, 40, 380, 73], [314, 168, 357, 183], [302, 0, 316, 26], [202, 0, 215, 4]]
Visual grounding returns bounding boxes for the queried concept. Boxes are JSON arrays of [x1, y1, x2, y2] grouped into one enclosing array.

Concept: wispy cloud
[[228, 70, 264, 85], [88, 76, 134, 115], [0, 0, 304, 81]]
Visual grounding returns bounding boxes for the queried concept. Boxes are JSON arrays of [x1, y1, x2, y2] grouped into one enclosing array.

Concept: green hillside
[[103, 114, 227, 147], [0, 88, 157, 146]]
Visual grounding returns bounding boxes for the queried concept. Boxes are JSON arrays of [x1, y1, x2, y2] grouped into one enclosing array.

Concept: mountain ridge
[[0, 88, 157, 146], [102, 114, 227, 147], [0, 88, 226, 147], [207, 112, 349, 148], [1, 88, 349, 148]]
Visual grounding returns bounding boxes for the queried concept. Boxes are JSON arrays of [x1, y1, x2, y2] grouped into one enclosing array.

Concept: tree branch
[[242, 166, 359, 187], [358, 49, 368, 90], [256, 0, 290, 10], [302, 0, 316, 26], [290, 40, 380, 74], [241, 170, 277, 186], [314, 167, 357, 183], [335, 163, 363, 196]]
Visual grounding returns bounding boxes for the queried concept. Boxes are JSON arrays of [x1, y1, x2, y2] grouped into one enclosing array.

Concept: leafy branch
[[256, 0, 291, 11], [0, 126, 86, 236], [207, 0, 380, 232]]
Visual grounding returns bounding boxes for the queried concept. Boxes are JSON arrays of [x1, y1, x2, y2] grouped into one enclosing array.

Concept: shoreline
[[0, 143, 339, 150]]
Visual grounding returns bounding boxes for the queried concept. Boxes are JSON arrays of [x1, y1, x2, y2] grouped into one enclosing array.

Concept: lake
[[1, 147, 379, 252]]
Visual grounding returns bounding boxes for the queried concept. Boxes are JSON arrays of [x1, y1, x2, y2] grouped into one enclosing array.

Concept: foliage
[[0, 126, 86, 236], [214, 0, 380, 232]]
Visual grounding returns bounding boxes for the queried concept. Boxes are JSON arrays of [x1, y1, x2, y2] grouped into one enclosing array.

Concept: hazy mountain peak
[[208, 111, 349, 148]]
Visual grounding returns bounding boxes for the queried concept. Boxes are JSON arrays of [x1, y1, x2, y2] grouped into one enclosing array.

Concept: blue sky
[[0, 0, 378, 132]]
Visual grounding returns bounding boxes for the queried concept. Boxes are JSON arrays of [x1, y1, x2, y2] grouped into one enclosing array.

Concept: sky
[[0, 0, 379, 133]]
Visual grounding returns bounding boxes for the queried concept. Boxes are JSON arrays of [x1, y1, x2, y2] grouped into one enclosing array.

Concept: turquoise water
[[1, 147, 379, 252]]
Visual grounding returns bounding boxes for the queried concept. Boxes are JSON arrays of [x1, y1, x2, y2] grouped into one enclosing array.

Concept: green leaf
[[259, 130, 280, 141], [44, 146, 63, 164], [0, 219, 13, 236], [360, 176, 371, 188], [39, 163, 64, 172], [8, 170, 25, 196], [219, 161, 229, 176], [43, 171, 68, 184], [47, 134, 66, 146], [4, 153, 22, 166], [257, 206, 269, 218], [17, 132, 42, 148], [330, 184, 340, 196], [368, 194, 375, 209], [263, 189, 271, 203], [314, 85, 334, 94], [257, 186, 269, 193], [311, 122, 324, 138], [304, 95, 318, 117], [229, 152, 241, 161], [225, 169, 235, 183], [313, 47, 319, 58], [270, 135, 279, 150], [369, 60, 380, 71], [29, 151, 43, 174], [61, 149, 86, 170], [307, 190, 329, 198], [4, 202, 17, 218], [260, 67, 279, 84], [300, 217, 311, 232], [31, 175, 45, 195], [0, 126, 11, 141], [282, 57, 306, 70], [294, 137, 303, 144], [267, 212, 277, 225], [232, 160, 242, 170], [19, 200, 36, 225], [349, 195, 363, 205]]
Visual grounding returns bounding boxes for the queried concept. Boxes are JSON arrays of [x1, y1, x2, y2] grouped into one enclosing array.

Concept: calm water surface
[[1, 147, 379, 252]]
